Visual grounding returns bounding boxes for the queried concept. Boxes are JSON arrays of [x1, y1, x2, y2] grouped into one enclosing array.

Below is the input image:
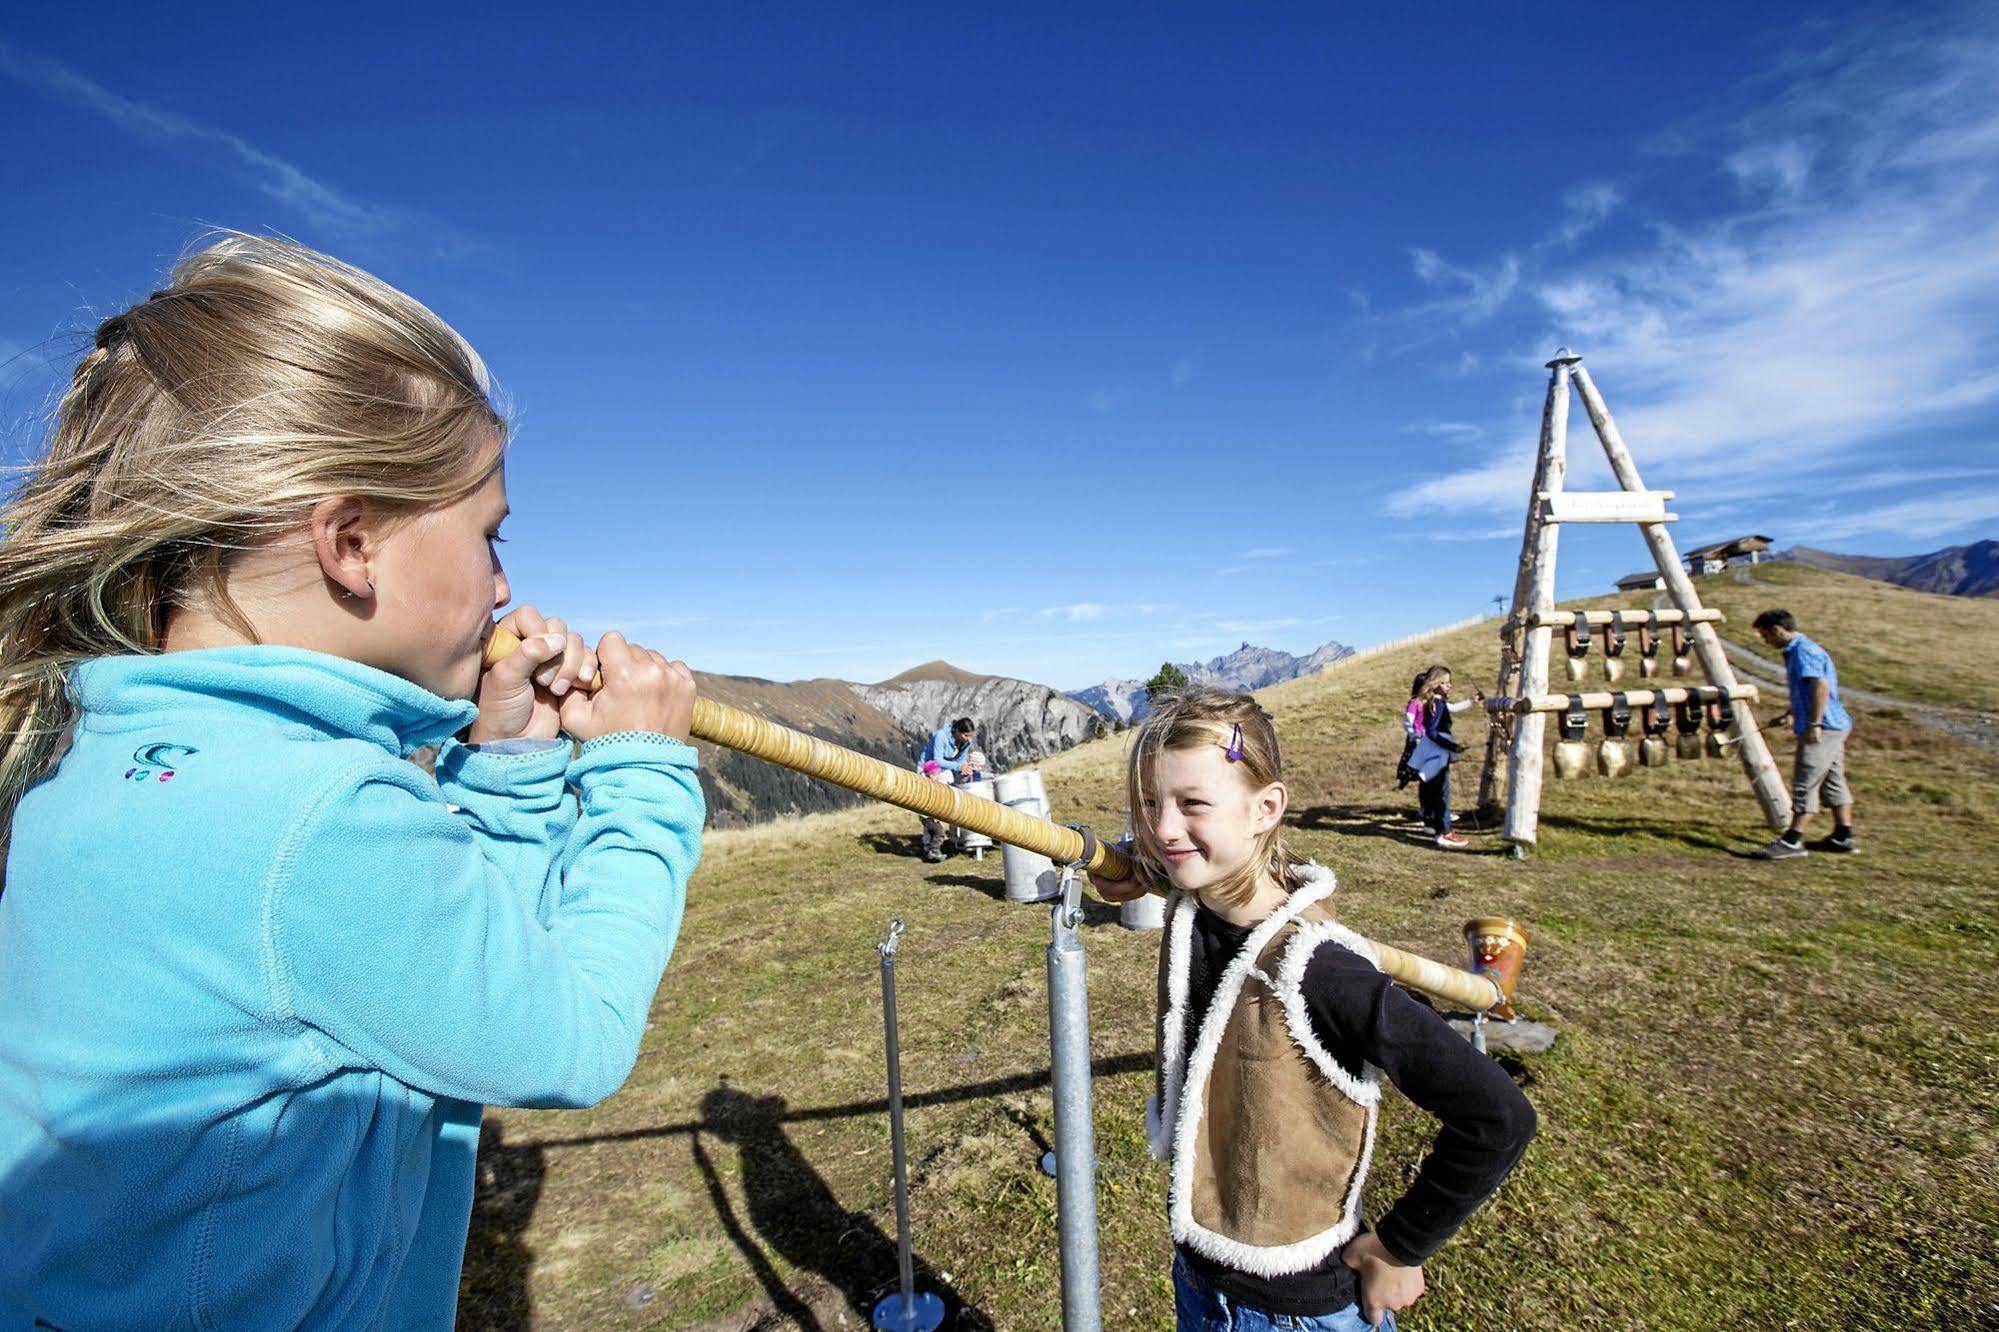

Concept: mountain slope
[[1784, 539, 1999, 597], [857, 667, 1107, 772]]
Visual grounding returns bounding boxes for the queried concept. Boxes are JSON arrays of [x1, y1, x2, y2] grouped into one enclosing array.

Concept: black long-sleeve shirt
[[1177, 902, 1537, 1316]]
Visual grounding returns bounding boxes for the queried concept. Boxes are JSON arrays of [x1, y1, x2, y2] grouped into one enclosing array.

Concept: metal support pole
[[1046, 864, 1103, 1331], [873, 920, 944, 1332]]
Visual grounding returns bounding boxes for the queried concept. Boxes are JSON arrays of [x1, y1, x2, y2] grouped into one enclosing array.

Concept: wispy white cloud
[[1380, 14, 1999, 549], [1426, 525, 1522, 543], [1216, 617, 1301, 633], [1241, 546, 1291, 559], [1400, 421, 1484, 441], [1798, 489, 1999, 543], [0, 41, 418, 237], [979, 607, 1022, 622], [1407, 247, 1521, 324], [1558, 181, 1623, 243], [1038, 603, 1105, 622]]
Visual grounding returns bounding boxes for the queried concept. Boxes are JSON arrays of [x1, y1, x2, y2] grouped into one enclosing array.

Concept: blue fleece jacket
[[0, 647, 704, 1330], [917, 725, 969, 773]]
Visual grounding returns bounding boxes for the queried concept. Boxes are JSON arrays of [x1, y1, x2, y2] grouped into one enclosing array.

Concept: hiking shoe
[[1751, 837, 1808, 860], [921, 849, 944, 864], [1435, 831, 1470, 850], [1811, 833, 1860, 854]]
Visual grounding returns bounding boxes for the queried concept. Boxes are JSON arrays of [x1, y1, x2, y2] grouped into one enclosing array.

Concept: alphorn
[[483, 627, 1510, 1013]]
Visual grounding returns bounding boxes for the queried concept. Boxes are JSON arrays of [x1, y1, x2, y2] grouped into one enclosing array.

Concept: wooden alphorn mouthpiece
[[481, 624, 1511, 1012], [485, 626, 603, 692]]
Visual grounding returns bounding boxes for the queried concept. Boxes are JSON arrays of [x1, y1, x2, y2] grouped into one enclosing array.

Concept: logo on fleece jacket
[[124, 742, 198, 783]]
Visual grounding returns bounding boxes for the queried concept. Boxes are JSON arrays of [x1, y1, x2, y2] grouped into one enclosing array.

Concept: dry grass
[[460, 566, 1999, 1330]]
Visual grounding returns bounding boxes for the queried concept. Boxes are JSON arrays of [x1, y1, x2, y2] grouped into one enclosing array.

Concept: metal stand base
[[1046, 863, 1103, 1330], [872, 1291, 947, 1331]]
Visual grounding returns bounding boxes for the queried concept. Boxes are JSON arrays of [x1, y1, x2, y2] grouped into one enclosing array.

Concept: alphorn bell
[[481, 627, 1518, 1014]]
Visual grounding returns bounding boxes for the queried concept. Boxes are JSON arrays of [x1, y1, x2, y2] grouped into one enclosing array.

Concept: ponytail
[[0, 233, 505, 884]]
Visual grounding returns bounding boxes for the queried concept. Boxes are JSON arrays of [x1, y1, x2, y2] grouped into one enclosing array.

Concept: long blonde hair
[[1125, 685, 1298, 908], [0, 233, 506, 875], [1415, 664, 1453, 703]]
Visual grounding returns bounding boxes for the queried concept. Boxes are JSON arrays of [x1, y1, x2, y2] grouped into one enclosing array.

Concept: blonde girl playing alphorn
[[0, 235, 703, 1329], [1096, 687, 1533, 1330]]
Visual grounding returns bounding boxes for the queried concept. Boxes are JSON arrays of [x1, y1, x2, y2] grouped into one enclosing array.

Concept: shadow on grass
[[696, 1083, 997, 1330], [925, 873, 1125, 927], [1533, 809, 1747, 855], [535, 1050, 1154, 1151], [860, 830, 928, 859], [465, 1054, 1152, 1327], [461, 1118, 546, 1331], [1292, 802, 1511, 855]]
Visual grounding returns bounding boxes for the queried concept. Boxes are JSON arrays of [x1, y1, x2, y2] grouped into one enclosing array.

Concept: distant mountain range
[[1068, 639, 1354, 724], [685, 640, 1351, 826], [1783, 540, 1999, 598], [687, 661, 1106, 828]]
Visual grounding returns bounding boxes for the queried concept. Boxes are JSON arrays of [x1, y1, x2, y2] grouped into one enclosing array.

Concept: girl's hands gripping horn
[[469, 607, 597, 743], [482, 624, 696, 743]]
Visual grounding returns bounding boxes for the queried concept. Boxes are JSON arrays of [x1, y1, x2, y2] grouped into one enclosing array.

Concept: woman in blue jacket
[[0, 235, 704, 1329]]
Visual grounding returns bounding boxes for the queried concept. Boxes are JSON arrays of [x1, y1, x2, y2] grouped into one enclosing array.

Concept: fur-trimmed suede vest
[[1146, 866, 1384, 1278]]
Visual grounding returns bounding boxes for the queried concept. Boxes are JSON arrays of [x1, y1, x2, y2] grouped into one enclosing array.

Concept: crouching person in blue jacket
[[0, 235, 704, 1329]]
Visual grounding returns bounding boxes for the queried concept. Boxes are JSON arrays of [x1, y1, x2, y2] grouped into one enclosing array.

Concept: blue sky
[[3, 4, 1994, 688]]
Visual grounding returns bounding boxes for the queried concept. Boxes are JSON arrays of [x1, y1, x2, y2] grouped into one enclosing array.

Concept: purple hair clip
[[1225, 723, 1243, 762]]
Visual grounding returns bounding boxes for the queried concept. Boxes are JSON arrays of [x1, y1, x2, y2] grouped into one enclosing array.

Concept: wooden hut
[[1682, 535, 1773, 577]]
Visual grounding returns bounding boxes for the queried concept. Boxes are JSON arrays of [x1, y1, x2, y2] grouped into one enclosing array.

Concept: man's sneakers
[[1753, 829, 1860, 859], [1435, 830, 1470, 850], [1751, 836, 1808, 860]]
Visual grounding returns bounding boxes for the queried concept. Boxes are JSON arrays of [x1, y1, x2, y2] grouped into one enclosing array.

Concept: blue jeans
[[1418, 766, 1451, 834], [1173, 1255, 1396, 1331]]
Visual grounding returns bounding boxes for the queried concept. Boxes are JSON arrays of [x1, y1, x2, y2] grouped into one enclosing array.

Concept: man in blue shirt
[[1749, 609, 1857, 859], [916, 717, 977, 863]]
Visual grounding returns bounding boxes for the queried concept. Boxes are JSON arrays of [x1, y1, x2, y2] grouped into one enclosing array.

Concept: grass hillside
[[461, 565, 1999, 1330]]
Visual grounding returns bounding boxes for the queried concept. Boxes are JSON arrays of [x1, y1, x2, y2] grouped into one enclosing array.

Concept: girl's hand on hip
[[558, 631, 696, 743], [469, 606, 598, 743], [1340, 1232, 1425, 1327]]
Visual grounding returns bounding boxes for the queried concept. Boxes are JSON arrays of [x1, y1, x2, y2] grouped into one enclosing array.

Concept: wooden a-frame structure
[[1476, 349, 1791, 852]]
